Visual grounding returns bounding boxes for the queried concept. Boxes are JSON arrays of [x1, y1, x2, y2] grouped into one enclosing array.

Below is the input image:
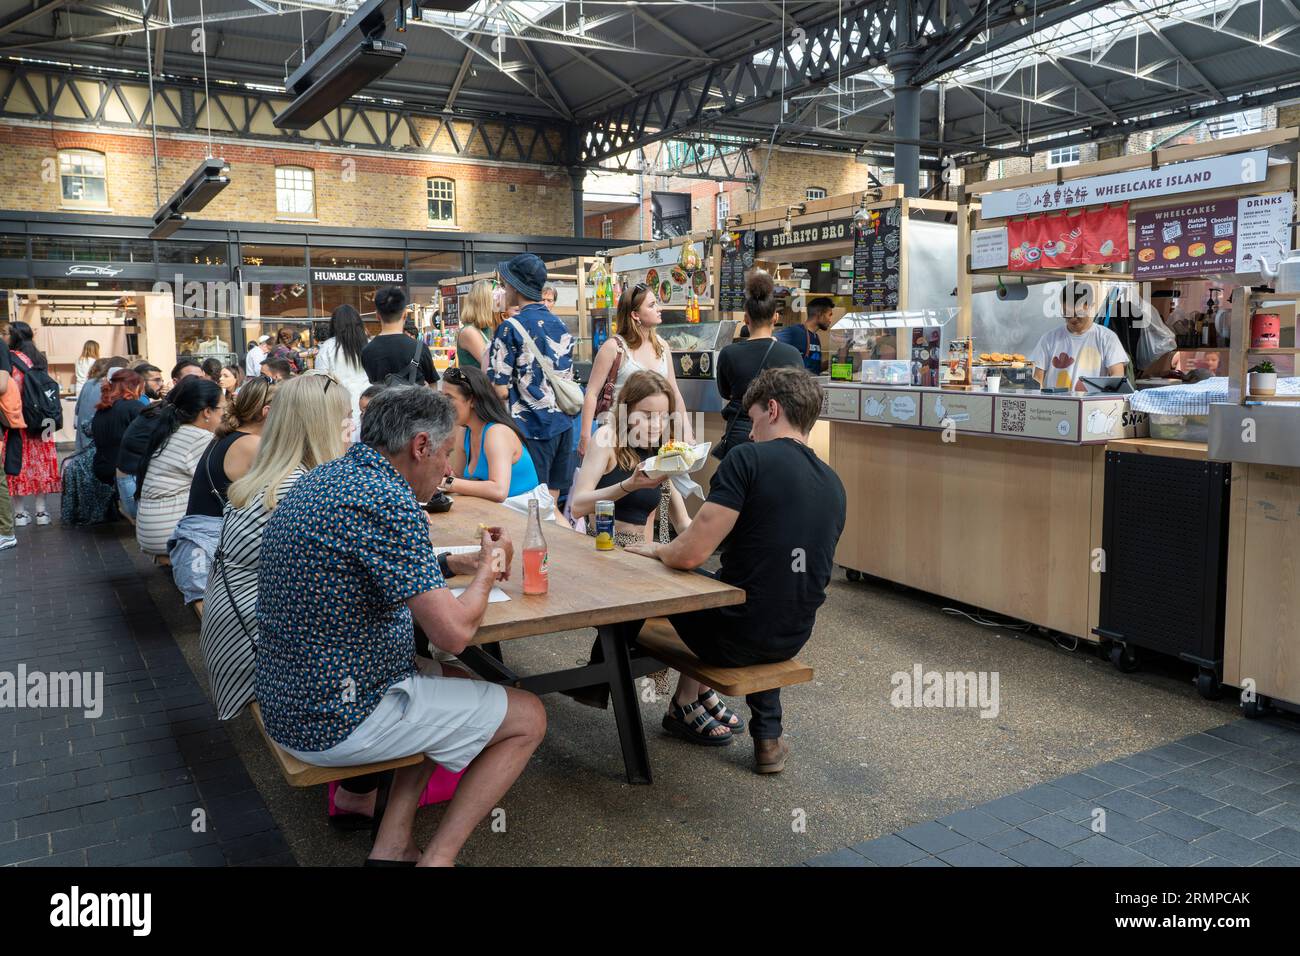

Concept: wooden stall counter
[[1106, 438, 1209, 461]]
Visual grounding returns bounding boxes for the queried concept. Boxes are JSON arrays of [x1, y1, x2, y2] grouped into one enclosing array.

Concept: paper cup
[[986, 375, 1002, 393]]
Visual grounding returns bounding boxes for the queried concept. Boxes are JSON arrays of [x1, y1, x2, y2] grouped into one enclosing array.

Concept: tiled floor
[[806, 718, 1300, 867], [0, 520, 293, 866]]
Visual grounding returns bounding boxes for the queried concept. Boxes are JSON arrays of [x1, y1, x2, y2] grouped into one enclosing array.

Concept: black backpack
[[15, 355, 63, 436]]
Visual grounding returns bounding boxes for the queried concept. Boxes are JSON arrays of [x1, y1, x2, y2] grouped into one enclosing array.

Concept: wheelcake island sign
[[980, 149, 1269, 220]]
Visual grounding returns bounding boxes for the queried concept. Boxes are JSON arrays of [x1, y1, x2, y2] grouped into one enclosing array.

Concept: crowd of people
[[0, 252, 846, 865]]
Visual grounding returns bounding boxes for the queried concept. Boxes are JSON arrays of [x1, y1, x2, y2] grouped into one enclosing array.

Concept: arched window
[[428, 177, 456, 225], [805, 186, 828, 202], [59, 150, 108, 208], [275, 166, 315, 217]]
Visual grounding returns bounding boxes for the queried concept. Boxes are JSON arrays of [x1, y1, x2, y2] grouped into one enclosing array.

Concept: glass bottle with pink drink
[[523, 499, 549, 595]]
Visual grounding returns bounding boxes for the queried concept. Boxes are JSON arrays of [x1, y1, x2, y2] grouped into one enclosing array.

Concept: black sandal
[[697, 690, 745, 735], [662, 700, 734, 747]]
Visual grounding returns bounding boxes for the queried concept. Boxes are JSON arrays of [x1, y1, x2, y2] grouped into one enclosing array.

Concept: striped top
[[200, 469, 304, 721], [135, 425, 213, 556]]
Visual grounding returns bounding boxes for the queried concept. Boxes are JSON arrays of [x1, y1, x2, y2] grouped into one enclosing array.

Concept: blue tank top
[[463, 422, 539, 497]]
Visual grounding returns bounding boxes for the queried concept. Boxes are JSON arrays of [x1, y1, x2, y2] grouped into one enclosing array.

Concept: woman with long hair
[[713, 270, 804, 460], [73, 355, 125, 454], [134, 376, 223, 556], [454, 279, 496, 370], [200, 373, 350, 721], [568, 369, 693, 707], [217, 364, 244, 401], [313, 304, 370, 427], [170, 377, 275, 606], [91, 369, 146, 487], [440, 365, 538, 502], [75, 339, 100, 395], [201, 357, 223, 383], [58, 368, 136, 526], [578, 282, 693, 458], [3, 321, 61, 527]]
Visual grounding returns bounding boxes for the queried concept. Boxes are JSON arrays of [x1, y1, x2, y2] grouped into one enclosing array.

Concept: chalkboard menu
[[852, 204, 902, 310], [440, 286, 459, 326], [718, 230, 754, 313]]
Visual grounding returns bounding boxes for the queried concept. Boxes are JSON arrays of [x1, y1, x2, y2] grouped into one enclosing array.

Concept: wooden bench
[[635, 618, 814, 696], [248, 702, 424, 840]]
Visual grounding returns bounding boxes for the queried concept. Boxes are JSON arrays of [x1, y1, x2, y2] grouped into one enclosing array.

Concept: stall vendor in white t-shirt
[[1030, 281, 1129, 392]]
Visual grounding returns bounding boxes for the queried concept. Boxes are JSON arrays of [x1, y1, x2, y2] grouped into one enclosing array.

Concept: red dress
[[2, 355, 62, 498]]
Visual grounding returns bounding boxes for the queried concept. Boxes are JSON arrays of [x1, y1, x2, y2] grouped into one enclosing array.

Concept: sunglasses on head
[[443, 366, 467, 384]]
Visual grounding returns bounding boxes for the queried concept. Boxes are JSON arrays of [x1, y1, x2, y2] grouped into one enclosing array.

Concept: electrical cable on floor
[[941, 606, 1033, 631]]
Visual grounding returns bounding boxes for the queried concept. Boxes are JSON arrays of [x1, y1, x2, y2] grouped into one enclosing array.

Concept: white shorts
[[285, 667, 509, 774]]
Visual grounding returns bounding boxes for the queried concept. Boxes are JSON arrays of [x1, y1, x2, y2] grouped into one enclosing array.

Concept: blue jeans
[[116, 473, 138, 520]]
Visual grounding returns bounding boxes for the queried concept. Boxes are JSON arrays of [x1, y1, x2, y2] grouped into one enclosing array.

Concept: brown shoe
[[754, 737, 789, 774]]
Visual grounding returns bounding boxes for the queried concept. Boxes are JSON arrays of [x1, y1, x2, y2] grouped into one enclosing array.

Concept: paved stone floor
[[0, 518, 293, 866], [4, 503, 1298, 867], [806, 718, 1300, 867]]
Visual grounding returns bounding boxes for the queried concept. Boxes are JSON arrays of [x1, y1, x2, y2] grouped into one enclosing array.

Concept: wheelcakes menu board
[[852, 205, 901, 309], [1134, 199, 1237, 278], [719, 230, 755, 313]]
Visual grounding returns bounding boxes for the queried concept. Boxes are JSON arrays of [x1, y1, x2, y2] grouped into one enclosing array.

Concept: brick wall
[[0, 123, 574, 234], [584, 203, 642, 241], [752, 147, 882, 210]]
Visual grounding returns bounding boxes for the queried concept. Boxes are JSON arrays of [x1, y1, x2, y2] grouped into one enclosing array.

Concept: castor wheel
[[1241, 695, 1271, 719], [1195, 669, 1224, 700], [1109, 643, 1139, 673], [846, 568, 863, 583]]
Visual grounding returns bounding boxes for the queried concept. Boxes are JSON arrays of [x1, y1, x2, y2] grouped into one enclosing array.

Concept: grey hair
[[360, 384, 456, 454]]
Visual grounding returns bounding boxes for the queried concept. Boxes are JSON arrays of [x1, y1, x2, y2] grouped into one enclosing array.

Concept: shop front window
[[257, 281, 310, 320], [176, 317, 237, 369], [30, 236, 154, 263], [154, 240, 228, 266], [0, 235, 26, 259], [240, 244, 307, 267], [309, 247, 405, 269], [408, 249, 463, 275]]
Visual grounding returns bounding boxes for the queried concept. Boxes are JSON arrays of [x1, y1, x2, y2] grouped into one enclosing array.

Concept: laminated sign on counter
[[1007, 203, 1129, 272]]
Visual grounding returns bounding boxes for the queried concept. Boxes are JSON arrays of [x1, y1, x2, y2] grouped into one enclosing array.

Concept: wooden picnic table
[[427, 496, 744, 784]]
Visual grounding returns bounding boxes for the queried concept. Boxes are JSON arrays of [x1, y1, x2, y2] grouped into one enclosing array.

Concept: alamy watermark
[[0, 665, 103, 718], [890, 663, 1001, 719]]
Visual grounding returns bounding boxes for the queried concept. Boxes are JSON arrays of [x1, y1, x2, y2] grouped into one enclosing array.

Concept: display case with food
[[828, 309, 956, 383], [659, 319, 738, 409]]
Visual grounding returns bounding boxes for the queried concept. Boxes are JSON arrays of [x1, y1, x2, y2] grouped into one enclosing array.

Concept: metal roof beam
[[1121, 0, 1225, 101], [0, 0, 70, 37]]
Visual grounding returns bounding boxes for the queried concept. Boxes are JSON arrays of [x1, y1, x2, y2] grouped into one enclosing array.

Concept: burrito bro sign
[[979, 149, 1269, 220]]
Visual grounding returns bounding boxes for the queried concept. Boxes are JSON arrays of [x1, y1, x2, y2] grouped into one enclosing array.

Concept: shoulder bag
[[712, 338, 776, 461], [504, 317, 584, 415], [594, 336, 626, 418], [383, 334, 424, 388]]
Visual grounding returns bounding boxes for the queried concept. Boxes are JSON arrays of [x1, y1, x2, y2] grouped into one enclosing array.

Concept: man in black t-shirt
[[0, 338, 15, 551], [628, 367, 846, 773], [361, 286, 439, 386]]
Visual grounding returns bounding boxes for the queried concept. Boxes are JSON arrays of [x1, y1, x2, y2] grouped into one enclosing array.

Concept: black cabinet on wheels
[[1094, 451, 1231, 698]]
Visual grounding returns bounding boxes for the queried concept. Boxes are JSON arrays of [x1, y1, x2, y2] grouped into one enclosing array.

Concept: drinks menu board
[[719, 230, 754, 313], [852, 204, 901, 309]]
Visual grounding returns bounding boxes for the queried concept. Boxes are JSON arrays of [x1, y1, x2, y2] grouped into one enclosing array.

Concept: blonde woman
[[454, 279, 496, 370], [75, 340, 100, 395], [578, 282, 693, 458], [567, 370, 693, 708], [199, 372, 351, 722]]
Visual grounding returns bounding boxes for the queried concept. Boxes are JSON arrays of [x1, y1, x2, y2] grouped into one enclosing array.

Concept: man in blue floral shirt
[[256, 385, 546, 866], [488, 252, 577, 500]]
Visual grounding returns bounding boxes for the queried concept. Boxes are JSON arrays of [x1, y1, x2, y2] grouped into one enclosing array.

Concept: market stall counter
[[825, 380, 1139, 643]]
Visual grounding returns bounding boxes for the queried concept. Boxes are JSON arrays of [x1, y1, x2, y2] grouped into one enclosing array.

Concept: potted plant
[[1249, 360, 1277, 397]]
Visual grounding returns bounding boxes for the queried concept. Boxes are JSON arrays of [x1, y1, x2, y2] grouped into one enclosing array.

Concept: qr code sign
[[1000, 399, 1026, 433]]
